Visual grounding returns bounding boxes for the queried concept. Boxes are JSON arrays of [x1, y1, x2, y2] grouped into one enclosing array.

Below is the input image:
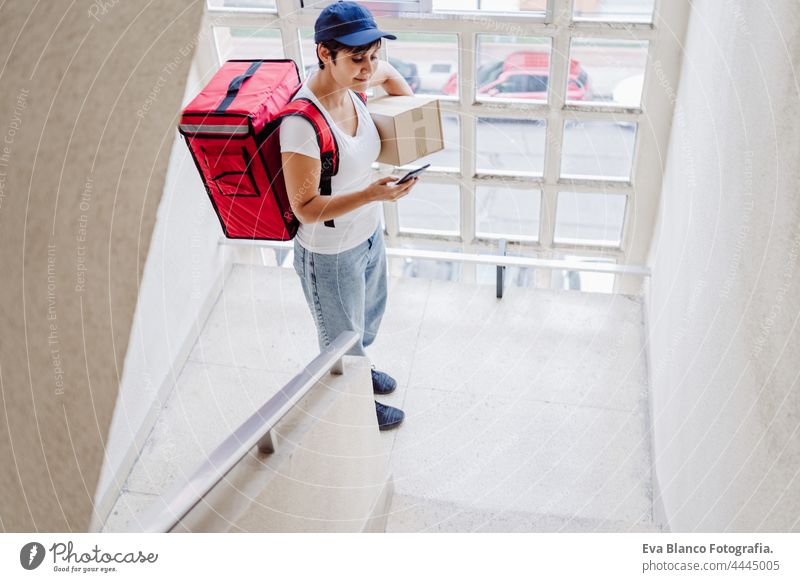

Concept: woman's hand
[[364, 175, 418, 202]]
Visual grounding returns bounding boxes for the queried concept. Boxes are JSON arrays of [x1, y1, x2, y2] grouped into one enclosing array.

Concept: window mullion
[[198, 13, 225, 71], [460, 31, 477, 247], [276, 0, 303, 70], [553, 0, 575, 24], [541, 0, 571, 252], [545, 0, 556, 24], [276, 0, 300, 18]]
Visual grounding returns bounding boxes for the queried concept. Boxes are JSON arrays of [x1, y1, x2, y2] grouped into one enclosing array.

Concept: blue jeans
[[293, 224, 388, 358]]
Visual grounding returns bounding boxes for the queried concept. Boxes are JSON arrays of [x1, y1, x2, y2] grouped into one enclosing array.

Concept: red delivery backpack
[[179, 59, 359, 239]]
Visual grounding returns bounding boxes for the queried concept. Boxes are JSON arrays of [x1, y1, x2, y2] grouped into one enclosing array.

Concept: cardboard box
[[367, 95, 444, 166]]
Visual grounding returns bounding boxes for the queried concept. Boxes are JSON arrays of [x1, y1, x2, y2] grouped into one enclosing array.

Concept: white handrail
[[128, 331, 360, 533], [218, 237, 650, 277]]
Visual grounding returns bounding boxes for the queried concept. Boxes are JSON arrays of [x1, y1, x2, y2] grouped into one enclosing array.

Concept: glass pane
[[552, 255, 617, 294], [386, 33, 458, 96], [475, 35, 552, 103], [476, 186, 541, 241], [477, 263, 538, 288], [554, 191, 626, 247], [573, 0, 655, 23], [304, 0, 418, 14], [213, 28, 283, 62], [208, 0, 276, 10], [397, 182, 460, 234], [568, 38, 649, 107], [476, 245, 540, 288], [393, 252, 463, 283], [433, 0, 545, 15], [476, 118, 546, 175], [298, 28, 317, 75], [413, 114, 460, 170], [560, 121, 636, 180]]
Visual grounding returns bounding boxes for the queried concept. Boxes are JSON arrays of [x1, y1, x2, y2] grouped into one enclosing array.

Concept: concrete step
[[385, 493, 663, 533]]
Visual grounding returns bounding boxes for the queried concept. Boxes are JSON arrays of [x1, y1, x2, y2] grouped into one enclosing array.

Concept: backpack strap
[[279, 98, 338, 228]]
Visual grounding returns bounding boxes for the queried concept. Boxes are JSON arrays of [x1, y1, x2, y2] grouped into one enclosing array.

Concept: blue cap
[[314, 1, 397, 46]]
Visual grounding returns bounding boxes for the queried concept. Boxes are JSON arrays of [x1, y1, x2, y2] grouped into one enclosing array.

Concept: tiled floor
[[106, 264, 658, 533]]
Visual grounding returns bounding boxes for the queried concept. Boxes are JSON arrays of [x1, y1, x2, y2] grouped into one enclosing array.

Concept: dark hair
[[317, 38, 381, 70]]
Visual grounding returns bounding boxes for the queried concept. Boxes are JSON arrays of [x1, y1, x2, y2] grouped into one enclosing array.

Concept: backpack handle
[[216, 61, 263, 113]]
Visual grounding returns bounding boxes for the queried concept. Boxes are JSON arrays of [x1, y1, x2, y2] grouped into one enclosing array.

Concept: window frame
[[199, 0, 680, 294]]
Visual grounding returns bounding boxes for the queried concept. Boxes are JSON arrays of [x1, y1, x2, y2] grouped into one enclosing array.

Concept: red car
[[442, 51, 592, 101]]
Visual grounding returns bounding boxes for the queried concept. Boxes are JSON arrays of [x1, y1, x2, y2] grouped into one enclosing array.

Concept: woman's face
[[319, 44, 380, 91]]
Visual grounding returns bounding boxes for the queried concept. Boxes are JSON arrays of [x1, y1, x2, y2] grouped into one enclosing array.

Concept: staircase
[[104, 263, 662, 533]]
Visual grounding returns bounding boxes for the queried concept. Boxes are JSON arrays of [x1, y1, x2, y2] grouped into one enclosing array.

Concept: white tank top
[[279, 76, 382, 254]]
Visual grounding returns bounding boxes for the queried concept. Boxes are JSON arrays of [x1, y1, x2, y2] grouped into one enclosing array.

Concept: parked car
[[416, 61, 456, 94], [441, 59, 503, 96], [388, 57, 420, 93], [442, 51, 592, 101]]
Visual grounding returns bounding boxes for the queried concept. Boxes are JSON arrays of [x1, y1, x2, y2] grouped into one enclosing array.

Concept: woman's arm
[[281, 151, 417, 224], [368, 60, 413, 96]]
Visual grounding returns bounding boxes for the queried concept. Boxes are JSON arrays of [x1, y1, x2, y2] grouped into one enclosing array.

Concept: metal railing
[[219, 236, 651, 298], [128, 331, 360, 533]]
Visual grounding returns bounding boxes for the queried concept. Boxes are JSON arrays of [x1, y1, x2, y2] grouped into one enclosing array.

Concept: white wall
[[646, 0, 800, 531], [0, 1, 204, 531], [93, 35, 237, 528]]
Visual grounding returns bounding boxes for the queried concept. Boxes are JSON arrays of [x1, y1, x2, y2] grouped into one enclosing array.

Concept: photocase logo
[[20, 542, 46, 570]]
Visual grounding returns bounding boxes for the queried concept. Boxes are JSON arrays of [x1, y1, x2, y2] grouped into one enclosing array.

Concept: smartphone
[[395, 163, 430, 185]]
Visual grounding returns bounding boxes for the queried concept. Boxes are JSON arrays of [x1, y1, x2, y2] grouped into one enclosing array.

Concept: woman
[[280, 1, 418, 430]]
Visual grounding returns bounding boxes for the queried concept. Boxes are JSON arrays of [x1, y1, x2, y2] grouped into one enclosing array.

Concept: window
[[560, 121, 637, 181], [476, 186, 541, 242], [414, 114, 460, 170], [552, 255, 618, 293], [298, 28, 317, 76], [572, 0, 655, 23], [397, 182, 460, 235], [476, 117, 547, 176], [494, 73, 548, 95], [199, 0, 677, 292], [554, 192, 627, 247], [386, 33, 459, 96], [567, 38, 650, 107], [432, 0, 545, 16], [397, 252, 464, 282], [208, 0, 276, 11], [213, 28, 283, 62], [476, 35, 552, 103], [477, 263, 538, 288]]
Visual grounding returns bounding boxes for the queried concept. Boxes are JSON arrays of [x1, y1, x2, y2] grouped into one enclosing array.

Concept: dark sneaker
[[371, 368, 397, 395], [375, 400, 405, 431]]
